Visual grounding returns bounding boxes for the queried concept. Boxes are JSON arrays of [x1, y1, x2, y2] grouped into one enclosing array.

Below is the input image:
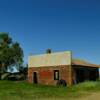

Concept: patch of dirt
[[77, 92, 100, 100]]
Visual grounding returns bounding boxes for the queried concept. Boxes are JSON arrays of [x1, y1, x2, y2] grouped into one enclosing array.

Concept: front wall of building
[[28, 65, 72, 86], [28, 51, 71, 68]]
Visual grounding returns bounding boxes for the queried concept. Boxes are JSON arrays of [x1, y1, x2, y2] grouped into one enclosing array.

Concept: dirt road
[[34, 92, 100, 100], [79, 92, 100, 100]]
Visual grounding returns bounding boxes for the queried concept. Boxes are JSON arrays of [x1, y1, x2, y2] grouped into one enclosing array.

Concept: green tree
[[0, 33, 23, 79]]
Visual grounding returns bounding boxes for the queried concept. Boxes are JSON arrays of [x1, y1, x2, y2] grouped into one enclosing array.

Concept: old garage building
[[28, 51, 100, 86]]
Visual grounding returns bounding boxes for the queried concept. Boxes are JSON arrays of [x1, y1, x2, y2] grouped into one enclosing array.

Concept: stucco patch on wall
[[28, 51, 71, 68]]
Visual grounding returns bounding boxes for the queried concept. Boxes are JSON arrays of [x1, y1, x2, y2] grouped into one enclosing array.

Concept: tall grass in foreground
[[0, 80, 100, 100]]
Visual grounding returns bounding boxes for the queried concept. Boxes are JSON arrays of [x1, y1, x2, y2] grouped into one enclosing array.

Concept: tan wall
[[28, 51, 71, 68], [28, 65, 73, 86]]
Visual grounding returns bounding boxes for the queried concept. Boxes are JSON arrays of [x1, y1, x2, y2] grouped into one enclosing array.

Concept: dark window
[[54, 70, 59, 80]]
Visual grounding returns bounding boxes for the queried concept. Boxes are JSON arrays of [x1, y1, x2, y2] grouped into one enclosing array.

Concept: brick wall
[[28, 65, 73, 86]]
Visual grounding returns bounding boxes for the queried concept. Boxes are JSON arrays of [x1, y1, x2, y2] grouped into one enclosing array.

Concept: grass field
[[0, 80, 100, 100]]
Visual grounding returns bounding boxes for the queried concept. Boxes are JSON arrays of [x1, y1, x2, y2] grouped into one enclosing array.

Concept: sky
[[0, 0, 100, 64]]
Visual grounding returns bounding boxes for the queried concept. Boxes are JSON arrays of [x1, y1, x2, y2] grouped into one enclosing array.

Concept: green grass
[[0, 80, 100, 100]]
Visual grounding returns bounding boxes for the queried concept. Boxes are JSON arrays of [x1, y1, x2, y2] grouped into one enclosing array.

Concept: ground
[[80, 92, 100, 100], [0, 80, 100, 100]]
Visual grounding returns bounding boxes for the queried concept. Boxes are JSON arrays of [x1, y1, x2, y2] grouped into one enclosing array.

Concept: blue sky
[[0, 0, 100, 64]]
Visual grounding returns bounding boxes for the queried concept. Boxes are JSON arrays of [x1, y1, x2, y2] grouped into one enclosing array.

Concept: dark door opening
[[75, 68, 85, 83], [74, 67, 99, 84], [33, 72, 38, 84]]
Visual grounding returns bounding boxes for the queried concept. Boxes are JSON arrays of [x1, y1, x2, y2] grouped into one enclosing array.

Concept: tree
[[0, 33, 23, 78]]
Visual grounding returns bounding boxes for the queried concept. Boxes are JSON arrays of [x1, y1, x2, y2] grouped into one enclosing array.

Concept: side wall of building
[[28, 65, 73, 86]]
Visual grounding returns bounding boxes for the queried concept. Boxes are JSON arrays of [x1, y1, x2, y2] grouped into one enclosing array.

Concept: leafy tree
[[0, 33, 23, 78]]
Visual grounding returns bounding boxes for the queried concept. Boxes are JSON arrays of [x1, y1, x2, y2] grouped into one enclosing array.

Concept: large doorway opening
[[33, 72, 38, 84], [74, 66, 99, 84]]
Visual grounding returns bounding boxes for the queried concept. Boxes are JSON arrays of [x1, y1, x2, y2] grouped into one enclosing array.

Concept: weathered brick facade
[[28, 51, 100, 86], [28, 65, 72, 86]]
